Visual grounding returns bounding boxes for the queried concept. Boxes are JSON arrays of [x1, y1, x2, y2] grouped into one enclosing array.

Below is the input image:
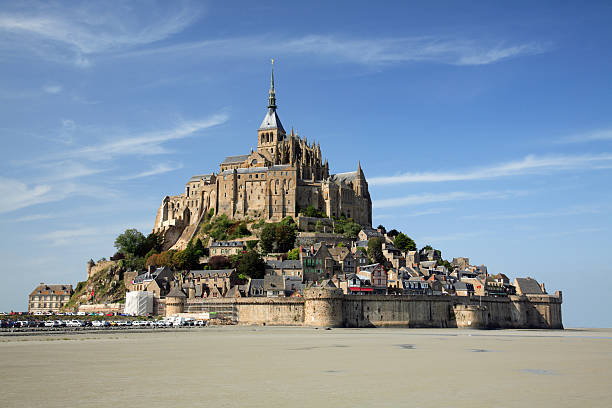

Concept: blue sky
[[1, 1, 611, 327]]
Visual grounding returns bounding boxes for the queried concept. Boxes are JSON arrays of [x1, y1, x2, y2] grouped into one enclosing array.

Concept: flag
[[90, 289, 95, 298]]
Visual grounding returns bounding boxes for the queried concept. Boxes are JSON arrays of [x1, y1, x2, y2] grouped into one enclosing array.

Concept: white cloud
[[372, 190, 525, 209], [41, 113, 228, 162], [557, 129, 612, 144], [119, 34, 547, 67], [0, 2, 203, 66], [420, 231, 486, 243], [375, 207, 450, 219], [369, 153, 612, 186], [0, 177, 117, 214], [461, 205, 602, 221], [120, 162, 183, 180], [37, 227, 100, 246], [42, 84, 62, 94], [13, 214, 57, 222], [0, 177, 55, 213]]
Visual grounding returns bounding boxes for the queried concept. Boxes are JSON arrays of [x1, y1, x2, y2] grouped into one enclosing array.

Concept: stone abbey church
[[154, 65, 372, 248]]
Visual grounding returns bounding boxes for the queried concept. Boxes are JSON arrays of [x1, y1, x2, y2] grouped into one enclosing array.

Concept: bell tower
[[257, 59, 286, 160]]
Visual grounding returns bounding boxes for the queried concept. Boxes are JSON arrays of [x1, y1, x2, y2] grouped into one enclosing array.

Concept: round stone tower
[[165, 286, 186, 317], [304, 286, 344, 327], [453, 304, 488, 329]]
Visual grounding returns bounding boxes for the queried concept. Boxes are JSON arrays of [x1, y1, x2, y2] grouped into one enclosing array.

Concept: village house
[[28, 283, 73, 313], [247, 279, 265, 297], [340, 273, 374, 295], [358, 264, 387, 294], [358, 227, 383, 242], [453, 281, 474, 296], [382, 242, 406, 269], [264, 275, 285, 297], [403, 277, 430, 295], [328, 246, 355, 274], [265, 259, 303, 278], [128, 266, 174, 297], [209, 241, 246, 256], [186, 269, 239, 297]]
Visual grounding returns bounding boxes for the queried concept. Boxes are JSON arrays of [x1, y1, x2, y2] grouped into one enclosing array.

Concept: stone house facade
[[28, 283, 73, 313]]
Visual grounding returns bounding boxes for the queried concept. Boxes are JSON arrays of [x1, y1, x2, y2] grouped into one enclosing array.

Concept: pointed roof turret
[[259, 58, 285, 133]]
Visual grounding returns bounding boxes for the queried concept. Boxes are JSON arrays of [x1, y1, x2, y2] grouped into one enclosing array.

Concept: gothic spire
[[268, 58, 277, 110]]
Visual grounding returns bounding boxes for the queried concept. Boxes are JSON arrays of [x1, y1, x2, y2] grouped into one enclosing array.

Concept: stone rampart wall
[[180, 291, 562, 329]]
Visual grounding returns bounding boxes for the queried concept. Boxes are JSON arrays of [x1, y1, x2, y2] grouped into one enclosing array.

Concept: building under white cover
[[124, 291, 154, 316]]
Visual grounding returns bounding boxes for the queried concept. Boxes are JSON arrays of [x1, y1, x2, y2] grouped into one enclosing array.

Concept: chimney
[[148, 264, 154, 274], [540, 283, 546, 294]]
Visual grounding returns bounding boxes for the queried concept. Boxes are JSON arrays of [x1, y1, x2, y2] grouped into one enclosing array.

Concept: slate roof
[[29, 284, 73, 296], [210, 241, 244, 248], [454, 281, 473, 291], [328, 247, 351, 261], [188, 174, 213, 183], [249, 279, 264, 290], [221, 154, 250, 165], [132, 266, 172, 284], [265, 260, 302, 269], [320, 279, 337, 288], [330, 171, 357, 184], [514, 278, 544, 295], [190, 269, 235, 277], [360, 228, 383, 239], [166, 286, 186, 298], [259, 108, 285, 132], [264, 275, 285, 291]]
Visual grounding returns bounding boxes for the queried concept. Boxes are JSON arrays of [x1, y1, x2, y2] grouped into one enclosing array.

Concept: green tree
[[300, 205, 326, 218], [236, 250, 266, 279], [260, 223, 276, 253], [193, 238, 205, 256], [315, 220, 324, 232], [171, 242, 200, 270], [367, 237, 385, 265], [342, 220, 361, 238], [394, 233, 416, 253], [114, 229, 146, 256], [287, 247, 300, 260], [276, 224, 297, 252]]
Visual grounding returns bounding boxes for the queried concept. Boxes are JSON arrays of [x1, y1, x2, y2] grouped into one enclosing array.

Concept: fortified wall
[[167, 288, 563, 329]]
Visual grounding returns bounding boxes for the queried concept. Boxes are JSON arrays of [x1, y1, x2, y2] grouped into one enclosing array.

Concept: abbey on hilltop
[[154, 63, 372, 248]]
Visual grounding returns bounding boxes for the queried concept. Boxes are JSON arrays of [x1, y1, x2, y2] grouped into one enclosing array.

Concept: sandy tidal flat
[[1, 327, 611, 408]]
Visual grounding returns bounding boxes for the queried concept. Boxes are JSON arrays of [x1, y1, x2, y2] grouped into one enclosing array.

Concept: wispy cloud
[[120, 162, 183, 180], [461, 205, 602, 221], [557, 129, 612, 144], [375, 207, 450, 219], [0, 177, 54, 213], [118, 34, 548, 67], [0, 177, 117, 214], [373, 190, 526, 209], [13, 214, 58, 222], [370, 153, 612, 186], [40, 113, 228, 162], [420, 231, 486, 243], [0, 1, 203, 66], [38, 221, 152, 246], [42, 84, 62, 94]]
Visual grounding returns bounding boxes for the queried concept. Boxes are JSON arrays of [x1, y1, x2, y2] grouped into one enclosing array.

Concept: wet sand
[[1, 327, 611, 407]]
